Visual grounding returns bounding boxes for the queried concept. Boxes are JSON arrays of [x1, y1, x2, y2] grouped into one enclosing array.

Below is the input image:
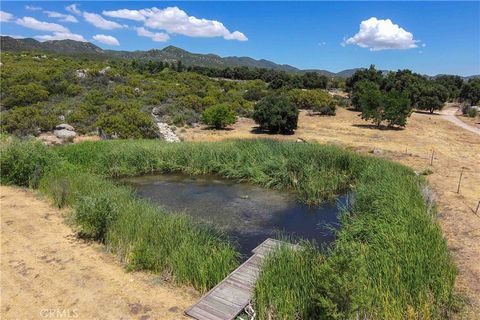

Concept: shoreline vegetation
[[0, 138, 457, 319]]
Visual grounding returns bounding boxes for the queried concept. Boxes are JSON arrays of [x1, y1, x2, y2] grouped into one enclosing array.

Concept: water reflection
[[122, 174, 346, 256]]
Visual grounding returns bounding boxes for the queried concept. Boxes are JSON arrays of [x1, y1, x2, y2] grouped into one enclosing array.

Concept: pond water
[[122, 174, 347, 256]]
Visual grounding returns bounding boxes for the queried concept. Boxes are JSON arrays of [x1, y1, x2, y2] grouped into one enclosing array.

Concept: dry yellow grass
[[0, 186, 197, 320], [181, 108, 480, 317]]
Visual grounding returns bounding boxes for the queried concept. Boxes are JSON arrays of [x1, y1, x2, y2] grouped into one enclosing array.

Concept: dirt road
[[181, 108, 480, 318], [439, 106, 480, 135], [1, 186, 197, 320]]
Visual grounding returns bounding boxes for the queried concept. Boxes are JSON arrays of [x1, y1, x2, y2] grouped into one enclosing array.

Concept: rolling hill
[[1, 36, 477, 79]]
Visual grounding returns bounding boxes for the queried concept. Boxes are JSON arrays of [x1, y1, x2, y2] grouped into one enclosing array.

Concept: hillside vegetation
[[0, 51, 343, 138], [2, 49, 478, 139]]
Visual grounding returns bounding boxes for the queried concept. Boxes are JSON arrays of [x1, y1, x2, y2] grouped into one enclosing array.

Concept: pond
[[122, 174, 347, 256]]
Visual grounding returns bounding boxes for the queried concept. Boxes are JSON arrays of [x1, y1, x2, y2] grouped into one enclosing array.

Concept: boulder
[[55, 123, 75, 131], [75, 69, 87, 79], [54, 129, 76, 140], [53, 123, 76, 141]]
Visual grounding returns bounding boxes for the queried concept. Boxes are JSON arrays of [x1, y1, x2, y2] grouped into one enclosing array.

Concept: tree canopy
[[253, 95, 299, 134]]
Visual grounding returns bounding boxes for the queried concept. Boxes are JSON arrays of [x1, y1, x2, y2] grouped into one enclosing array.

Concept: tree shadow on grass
[[351, 124, 405, 131], [249, 126, 295, 135], [413, 110, 440, 116], [201, 127, 234, 131]]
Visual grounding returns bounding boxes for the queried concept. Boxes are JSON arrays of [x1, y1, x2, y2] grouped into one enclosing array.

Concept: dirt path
[[181, 108, 480, 318], [1, 186, 197, 320], [438, 106, 480, 135]]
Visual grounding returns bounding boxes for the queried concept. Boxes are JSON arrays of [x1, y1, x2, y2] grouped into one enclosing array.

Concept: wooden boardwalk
[[185, 238, 298, 320]]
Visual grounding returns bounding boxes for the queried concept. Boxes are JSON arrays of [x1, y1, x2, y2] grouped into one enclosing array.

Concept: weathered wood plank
[[185, 238, 297, 320]]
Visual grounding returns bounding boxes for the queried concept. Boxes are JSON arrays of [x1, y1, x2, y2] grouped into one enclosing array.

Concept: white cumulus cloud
[[83, 12, 124, 30], [103, 9, 146, 22], [145, 7, 247, 41], [135, 27, 170, 42], [344, 17, 419, 51], [0, 11, 14, 22], [92, 34, 120, 46], [66, 4, 81, 15], [16, 17, 69, 33], [44, 11, 78, 23], [25, 5, 42, 11], [102, 6, 247, 41], [35, 32, 86, 42]]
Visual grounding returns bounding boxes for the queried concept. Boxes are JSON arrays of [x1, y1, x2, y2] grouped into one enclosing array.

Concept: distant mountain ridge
[[1, 36, 477, 79]]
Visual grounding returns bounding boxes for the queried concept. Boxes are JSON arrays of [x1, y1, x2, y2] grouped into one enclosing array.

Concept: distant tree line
[[347, 65, 480, 128], [128, 59, 336, 90]]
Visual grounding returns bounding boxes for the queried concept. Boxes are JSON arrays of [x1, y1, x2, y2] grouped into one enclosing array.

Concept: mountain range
[[1, 36, 477, 79]]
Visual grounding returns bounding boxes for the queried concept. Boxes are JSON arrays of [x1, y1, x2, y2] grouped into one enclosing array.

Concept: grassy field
[[1, 138, 457, 319]]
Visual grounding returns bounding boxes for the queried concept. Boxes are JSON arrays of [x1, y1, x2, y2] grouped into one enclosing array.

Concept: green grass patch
[[0, 138, 457, 318]]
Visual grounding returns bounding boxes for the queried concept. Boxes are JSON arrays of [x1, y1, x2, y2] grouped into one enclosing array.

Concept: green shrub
[[289, 88, 336, 115], [96, 108, 158, 139], [253, 95, 299, 134], [202, 104, 236, 129], [1, 105, 58, 136], [2, 83, 49, 109], [0, 139, 57, 187], [333, 95, 350, 108], [74, 194, 121, 241], [467, 107, 478, 118]]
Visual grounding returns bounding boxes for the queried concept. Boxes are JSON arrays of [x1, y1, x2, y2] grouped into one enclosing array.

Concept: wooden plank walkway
[[185, 238, 298, 320]]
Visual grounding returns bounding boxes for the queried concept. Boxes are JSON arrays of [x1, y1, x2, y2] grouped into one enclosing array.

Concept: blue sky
[[1, 1, 479, 76]]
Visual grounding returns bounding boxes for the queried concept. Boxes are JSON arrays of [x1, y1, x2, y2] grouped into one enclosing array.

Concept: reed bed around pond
[[0, 138, 457, 319]]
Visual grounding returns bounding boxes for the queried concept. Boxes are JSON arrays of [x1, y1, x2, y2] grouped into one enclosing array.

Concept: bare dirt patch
[[1, 186, 197, 320], [180, 108, 480, 318]]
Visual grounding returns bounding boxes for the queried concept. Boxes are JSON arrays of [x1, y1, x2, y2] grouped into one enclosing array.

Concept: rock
[[156, 123, 180, 142], [55, 123, 75, 131], [53, 129, 76, 140], [99, 66, 111, 75], [134, 87, 141, 94], [53, 123, 76, 141], [296, 138, 306, 143], [58, 115, 65, 121], [372, 148, 384, 155], [75, 69, 87, 79], [38, 133, 63, 146], [152, 106, 162, 116]]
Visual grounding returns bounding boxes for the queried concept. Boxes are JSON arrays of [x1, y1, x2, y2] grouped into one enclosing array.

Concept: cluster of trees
[[129, 59, 339, 90], [459, 78, 480, 106], [347, 65, 479, 127]]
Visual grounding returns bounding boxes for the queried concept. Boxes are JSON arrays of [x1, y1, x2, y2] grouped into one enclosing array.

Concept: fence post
[[457, 168, 464, 194], [430, 149, 435, 166]]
